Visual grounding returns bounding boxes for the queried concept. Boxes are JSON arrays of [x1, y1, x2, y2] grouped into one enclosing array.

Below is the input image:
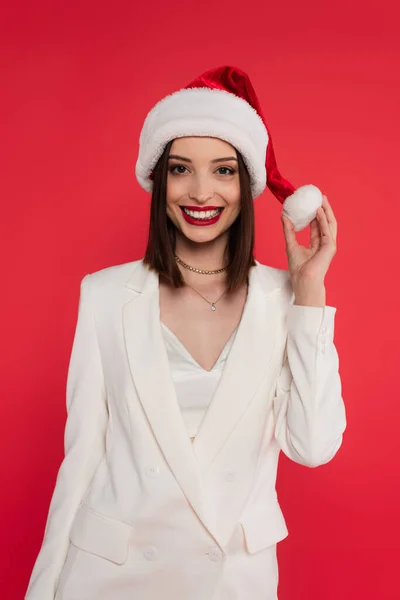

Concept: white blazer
[[25, 259, 347, 600]]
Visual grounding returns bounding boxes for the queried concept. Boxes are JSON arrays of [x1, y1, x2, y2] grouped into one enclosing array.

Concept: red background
[[1, 1, 399, 599]]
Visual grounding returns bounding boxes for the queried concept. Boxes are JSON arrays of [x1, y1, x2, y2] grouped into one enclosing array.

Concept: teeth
[[182, 208, 222, 220]]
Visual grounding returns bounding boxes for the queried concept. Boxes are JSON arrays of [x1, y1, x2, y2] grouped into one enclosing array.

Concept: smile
[[180, 206, 224, 226]]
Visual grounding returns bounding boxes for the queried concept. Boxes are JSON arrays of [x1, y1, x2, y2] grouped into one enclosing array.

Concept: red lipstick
[[181, 206, 221, 211], [179, 206, 224, 227]]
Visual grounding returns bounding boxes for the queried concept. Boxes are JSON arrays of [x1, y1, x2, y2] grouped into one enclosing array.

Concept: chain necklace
[[174, 254, 228, 275], [185, 282, 226, 311]]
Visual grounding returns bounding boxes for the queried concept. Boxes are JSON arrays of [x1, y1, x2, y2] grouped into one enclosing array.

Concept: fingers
[[281, 213, 298, 249], [321, 195, 336, 223], [316, 205, 337, 252], [320, 195, 338, 243], [309, 218, 321, 250], [316, 207, 331, 240]]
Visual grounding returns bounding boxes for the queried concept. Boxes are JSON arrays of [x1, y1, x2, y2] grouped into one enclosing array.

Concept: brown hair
[[143, 139, 256, 293]]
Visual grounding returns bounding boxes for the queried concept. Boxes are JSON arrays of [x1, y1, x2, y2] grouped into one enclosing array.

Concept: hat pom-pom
[[282, 184, 323, 232]]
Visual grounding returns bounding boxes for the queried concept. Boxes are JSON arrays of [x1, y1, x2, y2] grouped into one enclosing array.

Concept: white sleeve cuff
[[287, 303, 337, 335]]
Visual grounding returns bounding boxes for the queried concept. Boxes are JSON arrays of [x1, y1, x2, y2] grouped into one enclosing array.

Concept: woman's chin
[[177, 222, 227, 245]]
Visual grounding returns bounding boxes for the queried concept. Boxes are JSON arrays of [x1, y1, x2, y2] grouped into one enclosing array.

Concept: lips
[[179, 206, 224, 226], [181, 206, 222, 211]]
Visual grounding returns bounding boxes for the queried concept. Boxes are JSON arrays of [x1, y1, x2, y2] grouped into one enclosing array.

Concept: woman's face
[[166, 136, 241, 245]]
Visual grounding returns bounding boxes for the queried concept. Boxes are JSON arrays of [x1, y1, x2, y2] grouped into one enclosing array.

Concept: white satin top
[[161, 323, 238, 441]]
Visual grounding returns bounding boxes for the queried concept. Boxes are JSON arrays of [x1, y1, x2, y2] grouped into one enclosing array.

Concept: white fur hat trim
[[135, 87, 269, 199]]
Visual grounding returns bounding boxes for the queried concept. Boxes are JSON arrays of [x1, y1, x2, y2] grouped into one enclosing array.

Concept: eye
[[168, 164, 236, 176], [168, 164, 188, 175], [216, 167, 236, 175]]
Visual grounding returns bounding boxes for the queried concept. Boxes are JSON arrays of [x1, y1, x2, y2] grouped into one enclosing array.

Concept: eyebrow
[[168, 154, 238, 164]]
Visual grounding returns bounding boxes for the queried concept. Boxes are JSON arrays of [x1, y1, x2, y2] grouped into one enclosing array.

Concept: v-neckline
[[161, 322, 238, 373]]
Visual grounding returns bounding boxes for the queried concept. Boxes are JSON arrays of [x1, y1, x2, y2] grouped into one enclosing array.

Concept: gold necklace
[[175, 254, 228, 275], [185, 283, 226, 311]]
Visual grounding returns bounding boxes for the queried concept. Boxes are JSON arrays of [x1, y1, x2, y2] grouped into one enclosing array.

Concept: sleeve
[[25, 274, 109, 599], [273, 301, 347, 468]]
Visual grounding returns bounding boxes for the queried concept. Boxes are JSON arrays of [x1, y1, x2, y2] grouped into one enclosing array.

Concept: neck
[[174, 232, 228, 273]]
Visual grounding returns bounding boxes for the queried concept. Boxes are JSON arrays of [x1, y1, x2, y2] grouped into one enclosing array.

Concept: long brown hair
[[143, 138, 256, 293]]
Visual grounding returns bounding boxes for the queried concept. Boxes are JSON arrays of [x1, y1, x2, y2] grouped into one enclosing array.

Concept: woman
[[25, 66, 346, 600]]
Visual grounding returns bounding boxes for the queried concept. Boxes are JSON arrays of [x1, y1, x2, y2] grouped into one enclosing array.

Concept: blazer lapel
[[122, 262, 209, 528], [192, 263, 283, 472]]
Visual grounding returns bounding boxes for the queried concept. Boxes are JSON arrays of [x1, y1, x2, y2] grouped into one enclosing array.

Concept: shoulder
[[255, 260, 290, 284], [254, 260, 293, 298], [80, 258, 145, 296]]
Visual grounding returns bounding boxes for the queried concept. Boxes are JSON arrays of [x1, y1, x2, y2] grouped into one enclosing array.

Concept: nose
[[188, 181, 215, 204]]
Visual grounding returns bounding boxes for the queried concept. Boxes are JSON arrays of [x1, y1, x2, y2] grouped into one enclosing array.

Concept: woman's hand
[[281, 195, 338, 306]]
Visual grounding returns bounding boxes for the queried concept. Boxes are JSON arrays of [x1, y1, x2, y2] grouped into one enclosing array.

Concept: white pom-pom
[[282, 184, 323, 232]]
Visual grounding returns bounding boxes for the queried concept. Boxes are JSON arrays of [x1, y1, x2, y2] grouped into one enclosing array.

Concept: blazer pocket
[[69, 503, 132, 565], [239, 501, 289, 554]]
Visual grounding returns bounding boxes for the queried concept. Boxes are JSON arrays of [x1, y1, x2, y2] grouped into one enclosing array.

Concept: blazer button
[[145, 466, 160, 478], [143, 546, 158, 560], [223, 468, 236, 482], [207, 546, 222, 562]]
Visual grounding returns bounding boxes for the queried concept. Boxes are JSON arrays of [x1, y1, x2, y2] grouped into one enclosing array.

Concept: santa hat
[[135, 65, 322, 232]]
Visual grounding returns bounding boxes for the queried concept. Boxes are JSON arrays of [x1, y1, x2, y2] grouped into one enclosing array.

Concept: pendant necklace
[[185, 283, 226, 311]]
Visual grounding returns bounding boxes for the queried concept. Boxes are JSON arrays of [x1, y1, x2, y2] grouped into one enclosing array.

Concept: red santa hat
[[135, 65, 323, 232]]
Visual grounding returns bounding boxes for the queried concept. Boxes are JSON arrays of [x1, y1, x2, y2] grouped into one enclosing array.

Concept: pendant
[[211, 304, 216, 311]]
